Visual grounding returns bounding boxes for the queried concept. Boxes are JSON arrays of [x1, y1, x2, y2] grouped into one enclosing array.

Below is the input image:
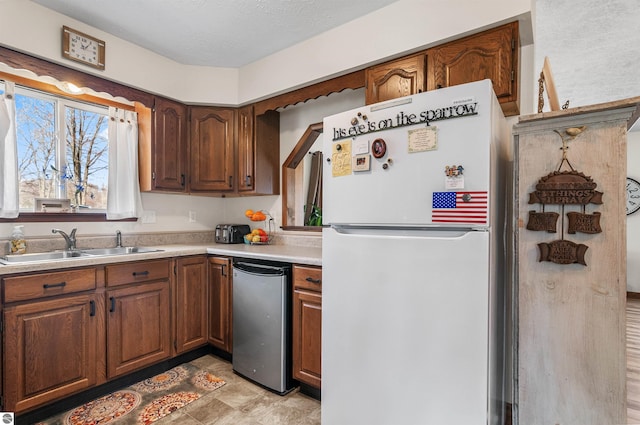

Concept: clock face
[[627, 177, 640, 215], [69, 33, 99, 65], [62, 26, 105, 70]]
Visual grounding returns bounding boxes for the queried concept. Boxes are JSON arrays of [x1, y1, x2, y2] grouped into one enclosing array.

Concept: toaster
[[215, 224, 251, 244]]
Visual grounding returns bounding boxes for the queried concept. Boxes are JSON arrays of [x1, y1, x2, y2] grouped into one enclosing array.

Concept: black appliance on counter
[[215, 224, 251, 244]]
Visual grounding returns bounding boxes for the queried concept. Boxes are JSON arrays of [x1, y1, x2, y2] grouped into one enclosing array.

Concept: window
[[1, 82, 109, 211]]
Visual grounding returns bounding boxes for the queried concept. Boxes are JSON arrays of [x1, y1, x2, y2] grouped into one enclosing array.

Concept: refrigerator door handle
[[331, 224, 488, 239]]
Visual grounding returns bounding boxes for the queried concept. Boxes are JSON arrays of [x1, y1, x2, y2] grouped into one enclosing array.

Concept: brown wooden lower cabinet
[[292, 265, 322, 389], [3, 293, 100, 413], [0, 255, 321, 414], [175, 256, 209, 354], [208, 256, 232, 352], [106, 280, 171, 379]]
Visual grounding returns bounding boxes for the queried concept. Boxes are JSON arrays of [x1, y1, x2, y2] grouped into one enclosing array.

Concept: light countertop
[[0, 242, 321, 275]]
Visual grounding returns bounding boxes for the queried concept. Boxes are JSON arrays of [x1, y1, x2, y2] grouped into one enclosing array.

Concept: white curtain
[[106, 107, 143, 220], [0, 81, 19, 218]]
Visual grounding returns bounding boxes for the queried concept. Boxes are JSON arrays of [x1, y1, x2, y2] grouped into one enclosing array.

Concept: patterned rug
[[37, 362, 226, 425]]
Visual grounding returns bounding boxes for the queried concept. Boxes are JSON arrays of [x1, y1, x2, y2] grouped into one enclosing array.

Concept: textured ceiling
[[32, 0, 400, 67]]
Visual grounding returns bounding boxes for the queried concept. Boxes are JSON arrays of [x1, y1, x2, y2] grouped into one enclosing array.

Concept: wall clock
[[62, 26, 105, 70], [627, 177, 640, 215]]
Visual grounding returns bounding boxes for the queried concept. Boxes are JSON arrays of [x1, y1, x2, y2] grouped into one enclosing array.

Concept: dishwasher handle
[[234, 261, 288, 276]]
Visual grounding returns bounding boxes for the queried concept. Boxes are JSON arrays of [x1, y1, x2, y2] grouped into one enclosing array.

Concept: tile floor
[[152, 355, 321, 425]]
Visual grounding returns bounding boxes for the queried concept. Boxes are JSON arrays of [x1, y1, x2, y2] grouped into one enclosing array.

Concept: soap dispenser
[[10, 225, 26, 254]]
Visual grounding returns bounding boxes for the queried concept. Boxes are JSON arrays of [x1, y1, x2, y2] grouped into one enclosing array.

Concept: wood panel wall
[[513, 98, 640, 424]]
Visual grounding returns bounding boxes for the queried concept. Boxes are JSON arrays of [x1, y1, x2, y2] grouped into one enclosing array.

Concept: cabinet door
[[4, 294, 99, 413], [208, 256, 232, 352], [292, 265, 322, 388], [106, 281, 171, 379], [237, 105, 255, 192], [189, 107, 236, 192], [237, 107, 280, 195], [153, 97, 188, 191], [175, 256, 208, 354], [427, 22, 519, 115], [365, 54, 426, 105]]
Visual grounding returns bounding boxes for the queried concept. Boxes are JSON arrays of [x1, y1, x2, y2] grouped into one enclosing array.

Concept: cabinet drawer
[[3, 268, 96, 303], [293, 265, 322, 292], [105, 259, 170, 287]]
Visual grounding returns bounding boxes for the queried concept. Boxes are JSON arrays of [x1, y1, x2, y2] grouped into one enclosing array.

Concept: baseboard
[[299, 382, 321, 401], [628, 291, 640, 299], [505, 402, 512, 425]]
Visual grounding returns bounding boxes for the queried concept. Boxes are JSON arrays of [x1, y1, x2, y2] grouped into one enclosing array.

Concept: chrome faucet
[[52, 228, 77, 250], [116, 230, 122, 248]]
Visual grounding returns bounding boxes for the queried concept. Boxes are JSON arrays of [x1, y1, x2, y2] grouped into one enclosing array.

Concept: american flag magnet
[[432, 191, 488, 224]]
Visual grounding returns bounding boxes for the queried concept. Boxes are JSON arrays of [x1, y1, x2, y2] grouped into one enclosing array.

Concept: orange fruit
[[251, 211, 266, 221], [244, 209, 254, 218]]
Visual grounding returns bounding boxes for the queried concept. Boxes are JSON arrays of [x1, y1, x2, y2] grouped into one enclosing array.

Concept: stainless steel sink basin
[[0, 250, 89, 264], [80, 246, 163, 256], [0, 246, 163, 265]]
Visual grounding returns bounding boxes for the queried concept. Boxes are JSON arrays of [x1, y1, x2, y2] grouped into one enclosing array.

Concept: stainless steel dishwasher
[[232, 258, 294, 394]]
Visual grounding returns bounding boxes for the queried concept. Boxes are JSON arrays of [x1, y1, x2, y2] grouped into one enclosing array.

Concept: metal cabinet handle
[[245, 175, 252, 186], [90, 300, 96, 317], [221, 264, 227, 277], [305, 277, 321, 284], [109, 296, 116, 313], [228, 176, 233, 187], [132, 271, 149, 277], [180, 174, 186, 186], [43, 281, 67, 289]]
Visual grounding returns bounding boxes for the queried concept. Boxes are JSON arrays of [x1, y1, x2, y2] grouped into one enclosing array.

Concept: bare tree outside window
[[15, 95, 56, 208], [12, 87, 109, 211], [65, 107, 108, 208]]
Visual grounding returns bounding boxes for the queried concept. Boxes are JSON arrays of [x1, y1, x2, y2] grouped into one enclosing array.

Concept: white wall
[[533, 0, 640, 292], [0, 0, 531, 104]]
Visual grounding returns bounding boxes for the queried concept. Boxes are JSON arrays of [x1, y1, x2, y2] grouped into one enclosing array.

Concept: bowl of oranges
[[244, 209, 267, 222], [243, 209, 274, 244]]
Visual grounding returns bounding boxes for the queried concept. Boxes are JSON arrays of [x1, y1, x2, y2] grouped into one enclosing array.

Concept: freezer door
[[322, 226, 494, 425], [322, 80, 501, 226]]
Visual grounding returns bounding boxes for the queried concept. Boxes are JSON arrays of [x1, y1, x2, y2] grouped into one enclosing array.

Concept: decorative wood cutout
[[525, 125, 602, 266], [526, 211, 559, 232], [528, 170, 603, 205], [538, 240, 588, 265], [567, 211, 602, 234]]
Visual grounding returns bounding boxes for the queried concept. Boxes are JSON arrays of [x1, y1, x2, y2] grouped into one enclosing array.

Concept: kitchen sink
[[80, 246, 163, 256], [0, 246, 164, 264], [0, 250, 90, 264]]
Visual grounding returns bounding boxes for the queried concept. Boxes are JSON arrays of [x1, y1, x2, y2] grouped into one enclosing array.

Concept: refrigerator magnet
[[353, 139, 369, 155], [331, 140, 352, 177], [408, 127, 438, 153], [372, 138, 386, 158], [353, 154, 371, 172], [445, 165, 465, 189]]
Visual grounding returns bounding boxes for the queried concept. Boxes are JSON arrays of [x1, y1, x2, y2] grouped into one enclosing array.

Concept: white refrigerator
[[321, 80, 510, 425]]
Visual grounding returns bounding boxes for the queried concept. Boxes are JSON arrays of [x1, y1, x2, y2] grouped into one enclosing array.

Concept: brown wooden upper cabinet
[[237, 106, 280, 195], [143, 101, 279, 196], [365, 22, 520, 116], [189, 106, 236, 192], [365, 54, 426, 105], [427, 22, 519, 116], [152, 96, 188, 191]]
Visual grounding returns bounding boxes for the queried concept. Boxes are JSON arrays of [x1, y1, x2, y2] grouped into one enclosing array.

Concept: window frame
[[13, 84, 110, 211], [0, 71, 138, 223]]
